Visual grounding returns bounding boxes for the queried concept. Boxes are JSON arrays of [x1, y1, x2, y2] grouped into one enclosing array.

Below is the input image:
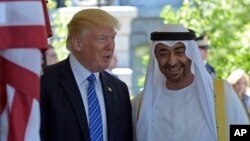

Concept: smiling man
[[132, 24, 249, 141], [40, 9, 133, 141], [154, 42, 193, 89]]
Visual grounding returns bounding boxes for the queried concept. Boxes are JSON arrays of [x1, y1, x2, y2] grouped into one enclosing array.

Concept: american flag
[[0, 0, 52, 141]]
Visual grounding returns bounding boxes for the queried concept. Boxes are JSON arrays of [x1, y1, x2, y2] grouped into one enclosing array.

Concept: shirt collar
[[69, 54, 100, 85]]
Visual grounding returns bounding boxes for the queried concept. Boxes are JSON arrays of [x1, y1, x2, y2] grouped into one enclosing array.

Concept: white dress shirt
[[69, 54, 107, 141]]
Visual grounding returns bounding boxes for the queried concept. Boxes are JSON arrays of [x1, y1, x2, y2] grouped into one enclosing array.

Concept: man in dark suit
[[40, 9, 133, 141], [195, 35, 216, 78]]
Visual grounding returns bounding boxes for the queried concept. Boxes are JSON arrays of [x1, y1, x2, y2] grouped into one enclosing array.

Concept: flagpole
[[97, 0, 101, 7]]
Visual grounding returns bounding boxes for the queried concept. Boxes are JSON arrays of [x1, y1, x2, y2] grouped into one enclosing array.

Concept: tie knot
[[87, 74, 96, 83]]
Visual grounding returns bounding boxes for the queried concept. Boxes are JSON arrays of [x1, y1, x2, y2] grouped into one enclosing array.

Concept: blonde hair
[[66, 8, 120, 50], [228, 69, 250, 86]]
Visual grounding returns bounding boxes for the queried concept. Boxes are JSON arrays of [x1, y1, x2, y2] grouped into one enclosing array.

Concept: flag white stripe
[[24, 99, 40, 141], [0, 104, 9, 141], [0, 49, 42, 76], [6, 84, 15, 110], [0, 1, 45, 26]]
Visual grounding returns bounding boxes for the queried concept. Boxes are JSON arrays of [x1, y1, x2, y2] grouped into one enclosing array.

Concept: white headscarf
[[136, 24, 217, 141]]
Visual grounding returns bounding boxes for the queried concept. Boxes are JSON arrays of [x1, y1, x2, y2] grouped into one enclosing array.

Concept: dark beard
[[163, 62, 184, 83]]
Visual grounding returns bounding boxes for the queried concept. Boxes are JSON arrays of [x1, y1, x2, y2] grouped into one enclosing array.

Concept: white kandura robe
[[152, 81, 212, 141]]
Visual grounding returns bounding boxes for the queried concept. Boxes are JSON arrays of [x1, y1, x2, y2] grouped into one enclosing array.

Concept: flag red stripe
[[0, 57, 7, 114], [0, 26, 48, 50], [0, 55, 40, 141], [8, 91, 32, 141], [41, 0, 53, 37], [0, 56, 40, 100], [0, 0, 42, 2], [0, 80, 7, 114], [0, 0, 51, 140]]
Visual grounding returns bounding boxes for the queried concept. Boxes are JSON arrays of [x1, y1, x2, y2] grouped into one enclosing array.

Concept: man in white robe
[[132, 24, 250, 141]]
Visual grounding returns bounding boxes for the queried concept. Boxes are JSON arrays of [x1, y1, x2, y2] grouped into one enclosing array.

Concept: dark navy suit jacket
[[40, 58, 133, 141], [205, 63, 216, 78]]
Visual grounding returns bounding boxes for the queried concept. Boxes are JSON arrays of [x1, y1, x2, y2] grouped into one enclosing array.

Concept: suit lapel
[[60, 58, 90, 141], [99, 72, 116, 141]]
